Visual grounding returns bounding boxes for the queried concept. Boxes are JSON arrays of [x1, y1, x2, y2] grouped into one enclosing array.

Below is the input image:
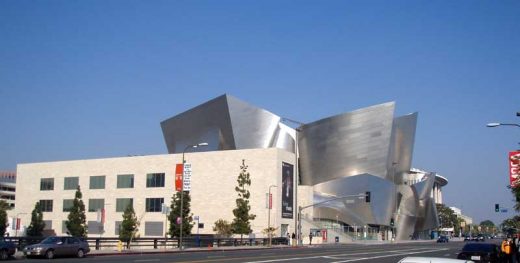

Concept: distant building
[[0, 171, 16, 208], [450, 206, 473, 225]]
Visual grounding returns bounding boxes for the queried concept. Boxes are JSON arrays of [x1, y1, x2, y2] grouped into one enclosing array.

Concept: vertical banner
[[282, 162, 294, 219], [510, 151, 520, 187], [183, 163, 192, 191], [175, 164, 184, 191]]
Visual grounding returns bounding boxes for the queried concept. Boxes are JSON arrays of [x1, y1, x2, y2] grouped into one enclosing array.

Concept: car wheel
[[0, 249, 8, 260], [45, 249, 55, 259], [77, 249, 85, 258]]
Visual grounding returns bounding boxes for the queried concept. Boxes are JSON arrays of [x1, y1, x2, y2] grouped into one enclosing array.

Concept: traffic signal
[[365, 191, 371, 203], [390, 218, 395, 227], [495, 204, 500, 212]]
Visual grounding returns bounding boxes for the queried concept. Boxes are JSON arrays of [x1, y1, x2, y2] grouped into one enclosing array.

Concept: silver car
[[23, 236, 90, 259]]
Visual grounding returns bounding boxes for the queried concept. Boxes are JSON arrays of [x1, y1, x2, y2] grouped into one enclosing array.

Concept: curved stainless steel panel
[[388, 113, 418, 184], [160, 94, 295, 153], [299, 103, 395, 186]]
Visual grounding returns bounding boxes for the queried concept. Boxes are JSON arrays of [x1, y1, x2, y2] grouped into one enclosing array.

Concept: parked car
[[399, 257, 474, 263], [437, 236, 449, 243], [457, 243, 500, 262], [0, 239, 16, 260], [23, 236, 90, 259]]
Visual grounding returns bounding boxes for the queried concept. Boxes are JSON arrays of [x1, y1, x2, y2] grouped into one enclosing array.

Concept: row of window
[[39, 198, 165, 213], [39, 220, 165, 236], [40, 173, 165, 191]]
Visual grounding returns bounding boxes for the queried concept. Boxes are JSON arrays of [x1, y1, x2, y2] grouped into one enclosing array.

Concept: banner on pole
[[510, 151, 520, 187], [175, 164, 184, 191], [183, 163, 192, 191]]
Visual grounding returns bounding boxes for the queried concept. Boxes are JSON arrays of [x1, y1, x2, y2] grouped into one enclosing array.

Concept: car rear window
[[462, 243, 495, 252]]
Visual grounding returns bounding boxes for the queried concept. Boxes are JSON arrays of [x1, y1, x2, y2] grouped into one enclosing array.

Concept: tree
[[26, 202, 45, 236], [168, 191, 194, 238], [213, 219, 233, 238], [501, 216, 520, 234], [0, 200, 10, 236], [231, 159, 256, 240], [479, 220, 496, 235], [119, 204, 138, 247], [436, 204, 459, 235], [509, 186, 520, 211], [65, 186, 87, 237]]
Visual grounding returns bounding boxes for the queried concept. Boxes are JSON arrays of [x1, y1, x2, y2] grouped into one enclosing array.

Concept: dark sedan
[[23, 236, 90, 259], [457, 243, 500, 263], [0, 239, 16, 260], [437, 236, 449, 243]]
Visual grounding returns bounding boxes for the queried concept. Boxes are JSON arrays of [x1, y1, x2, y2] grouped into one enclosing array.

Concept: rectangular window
[[146, 173, 165, 188], [117, 174, 134, 188], [40, 200, 53, 212], [116, 198, 133, 212], [40, 178, 54, 191], [62, 220, 68, 234], [87, 221, 103, 235], [145, 198, 164, 212], [90, 176, 106, 189], [115, 221, 122, 235], [43, 220, 52, 230], [64, 177, 79, 190], [144, 221, 163, 236], [63, 199, 74, 212], [88, 199, 105, 212]]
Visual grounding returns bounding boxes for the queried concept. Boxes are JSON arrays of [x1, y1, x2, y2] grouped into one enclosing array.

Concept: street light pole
[[487, 123, 520, 128], [267, 185, 277, 247], [179, 142, 208, 250]]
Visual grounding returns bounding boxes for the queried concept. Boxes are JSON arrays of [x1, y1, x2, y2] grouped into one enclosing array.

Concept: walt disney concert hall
[[161, 94, 439, 241]]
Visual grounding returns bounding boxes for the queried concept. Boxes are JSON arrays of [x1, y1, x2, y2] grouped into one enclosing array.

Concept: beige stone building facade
[[14, 148, 305, 238]]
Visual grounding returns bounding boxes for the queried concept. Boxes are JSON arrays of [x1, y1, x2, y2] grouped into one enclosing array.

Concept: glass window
[[146, 173, 165, 188], [40, 200, 53, 212], [87, 221, 103, 234], [62, 220, 68, 234], [63, 199, 74, 212], [90, 176, 105, 189], [144, 221, 164, 236], [116, 198, 133, 212], [145, 198, 164, 212], [115, 221, 122, 235], [40, 178, 54, 191], [43, 220, 52, 230], [64, 177, 79, 190], [117, 174, 134, 188], [88, 199, 105, 212]]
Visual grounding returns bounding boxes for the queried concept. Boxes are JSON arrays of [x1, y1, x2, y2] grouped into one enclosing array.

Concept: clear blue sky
[[1, 0, 519, 225]]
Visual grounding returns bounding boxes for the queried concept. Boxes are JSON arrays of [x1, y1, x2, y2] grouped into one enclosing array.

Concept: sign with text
[[281, 162, 294, 219], [510, 151, 520, 188], [175, 164, 184, 191], [183, 163, 192, 191]]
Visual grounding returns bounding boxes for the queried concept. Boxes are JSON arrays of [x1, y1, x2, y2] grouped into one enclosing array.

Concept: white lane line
[[330, 248, 449, 263], [244, 248, 448, 263], [134, 260, 160, 263]]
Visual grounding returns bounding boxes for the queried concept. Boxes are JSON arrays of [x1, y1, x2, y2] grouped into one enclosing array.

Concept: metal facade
[[161, 95, 440, 240]]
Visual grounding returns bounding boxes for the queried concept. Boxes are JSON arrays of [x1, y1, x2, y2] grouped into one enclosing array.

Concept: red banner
[[175, 164, 184, 191], [510, 151, 520, 187]]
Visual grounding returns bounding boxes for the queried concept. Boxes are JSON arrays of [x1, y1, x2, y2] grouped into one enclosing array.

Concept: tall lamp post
[[487, 123, 520, 128], [179, 142, 208, 250], [267, 185, 277, 247], [281, 117, 305, 245]]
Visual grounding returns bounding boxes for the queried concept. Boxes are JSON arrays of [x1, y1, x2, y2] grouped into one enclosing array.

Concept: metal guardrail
[[5, 236, 289, 251]]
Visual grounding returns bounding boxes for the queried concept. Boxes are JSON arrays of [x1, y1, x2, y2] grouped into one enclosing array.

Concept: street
[[14, 241, 475, 263]]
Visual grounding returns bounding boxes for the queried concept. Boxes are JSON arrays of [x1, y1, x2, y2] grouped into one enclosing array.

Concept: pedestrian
[[502, 236, 513, 263], [287, 233, 291, 246], [309, 233, 313, 245], [291, 233, 296, 247]]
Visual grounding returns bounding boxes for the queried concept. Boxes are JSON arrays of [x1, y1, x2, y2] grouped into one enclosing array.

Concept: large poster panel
[[510, 151, 520, 188], [282, 162, 294, 219]]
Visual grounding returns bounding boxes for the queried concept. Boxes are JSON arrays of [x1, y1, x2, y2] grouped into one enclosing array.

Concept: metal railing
[[5, 236, 289, 251]]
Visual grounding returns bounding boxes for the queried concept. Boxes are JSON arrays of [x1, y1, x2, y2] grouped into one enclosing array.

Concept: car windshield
[[41, 237, 62, 244], [462, 243, 495, 252]]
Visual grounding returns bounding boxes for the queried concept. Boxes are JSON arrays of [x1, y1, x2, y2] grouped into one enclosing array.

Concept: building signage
[[175, 164, 184, 191], [281, 162, 294, 219], [510, 151, 520, 188], [183, 163, 192, 191]]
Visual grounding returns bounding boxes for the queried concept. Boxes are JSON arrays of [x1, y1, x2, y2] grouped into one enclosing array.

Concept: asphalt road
[[14, 241, 485, 263]]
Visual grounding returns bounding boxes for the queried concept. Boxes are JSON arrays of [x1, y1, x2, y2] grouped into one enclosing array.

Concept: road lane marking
[[330, 248, 450, 263], [243, 248, 449, 263], [135, 260, 161, 262]]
